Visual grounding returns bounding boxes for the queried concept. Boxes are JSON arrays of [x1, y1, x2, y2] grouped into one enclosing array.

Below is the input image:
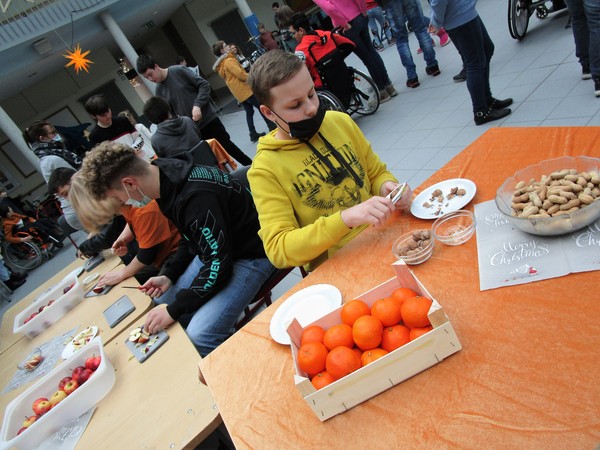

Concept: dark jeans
[[344, 13, 392, 90], [446, 16, 494, 113], [564, 0, 600, 77], [200, 117, 252, 166], [242, 95, 276, 135]]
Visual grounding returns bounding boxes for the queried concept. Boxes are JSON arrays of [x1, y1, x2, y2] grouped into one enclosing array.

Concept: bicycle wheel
[[508, 0, 530, 40], [348, 68, 380, 116], [3, 241, 43, 271], [317, 90, 346, 113]]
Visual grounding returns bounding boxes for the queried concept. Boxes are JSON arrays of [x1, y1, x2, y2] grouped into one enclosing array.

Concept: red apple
[[22, 415, 37, 427], [49, 390, 67, 406], [17, 427, 28, 435], [38, 305, 46, 313], [76, 368, 94, 385], [24, 312, 38, 324], [63, 379, 79, 395], [47, 300, 55, 306], [71, 365, 85, 380], [85, 355, 101, 371], [32, 398, 52, 416], [63, 283, 75, 294], [58, 376, 72, 392], [92, 285, 104, 294]]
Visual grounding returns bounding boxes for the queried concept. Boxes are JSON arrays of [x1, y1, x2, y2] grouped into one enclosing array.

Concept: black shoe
[[595, 78, 600, 97], [488, 97, 513, 110], [425, 64, 441, 77], [250, 132, 266, 143], [5, 278, 26, 291], [474, 107, 511, 125], [582, 63, 592, 80], [10, 272, 28, 282], [453, 67, 466, 82], [406, 78, 420, 88]]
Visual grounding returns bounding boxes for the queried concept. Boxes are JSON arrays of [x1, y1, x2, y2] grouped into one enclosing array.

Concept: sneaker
[[582, 63, 592, 80], [594, 78, 600, 97], [437, 29, 450, 47], [474, 107, 511, 126], [453, 67, 466, 82], [386, 84, 398, 97], [5, 278, 26, 291], [250, 132, 266, 143], [379, 89, 391, 103], [388, 38, 396, 45], [488, 97, 513, 110], [425, 65, 441, 77], [406, 78, 420, 88], [417, 38, 435, 53]]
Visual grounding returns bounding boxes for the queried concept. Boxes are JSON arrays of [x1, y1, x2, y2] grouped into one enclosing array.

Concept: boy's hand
[[140, 275, 172, 298], [192, 106, 202, 122], [97, 270, 123, 288], [340, 197, 394, 228], [111, 239, 128, 257], [380, 181, 413, 211], [144, 305, 175, 334], [21, 236, 33, 243]]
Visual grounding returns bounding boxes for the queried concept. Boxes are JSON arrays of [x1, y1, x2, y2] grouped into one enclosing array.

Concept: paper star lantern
[[63, 44, 93, 73]]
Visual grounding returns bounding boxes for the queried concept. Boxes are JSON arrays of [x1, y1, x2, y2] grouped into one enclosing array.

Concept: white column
[[0, 107, 41, 173], [98, 11, 155, 96], [234, 0, 260, 36], [234, 0, 252, 18]]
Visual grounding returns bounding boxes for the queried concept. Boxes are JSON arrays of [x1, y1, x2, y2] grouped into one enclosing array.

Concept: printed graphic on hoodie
[[187, 210, 229, 298], [293, 142, 366, 211]]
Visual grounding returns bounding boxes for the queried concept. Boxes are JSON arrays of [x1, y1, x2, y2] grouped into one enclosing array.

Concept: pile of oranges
[[297, 287, 433, 390]]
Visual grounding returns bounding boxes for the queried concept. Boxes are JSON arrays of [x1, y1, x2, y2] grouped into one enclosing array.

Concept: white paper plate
[[270, 284, 342, 345], [61, 326, 98, 359], [83, 273, 99, 285], [411, 178, 477, 219]]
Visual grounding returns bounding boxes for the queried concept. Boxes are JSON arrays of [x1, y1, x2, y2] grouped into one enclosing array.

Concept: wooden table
[[0, 256, 152, 422], [200, 127, 600, 448], [0, 253, 122, 355], [77, 316, 220, 449]]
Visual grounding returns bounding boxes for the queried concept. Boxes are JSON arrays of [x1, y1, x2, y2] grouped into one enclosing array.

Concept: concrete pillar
[[234, 0, 260, 36], [98, 11, 155, 96], [0, 107, 41, 173]]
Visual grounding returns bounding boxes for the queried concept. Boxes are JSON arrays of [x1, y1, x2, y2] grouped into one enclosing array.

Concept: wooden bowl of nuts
[[495, 156, 600, 236], [391, 229, 434, 265]]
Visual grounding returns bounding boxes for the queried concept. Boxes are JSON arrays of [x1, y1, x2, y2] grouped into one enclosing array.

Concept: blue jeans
[[0, 260, 11, 282], [386, 0, 438, 79], [564, 0, 600, 77], [344, 13, 392, 89], [242, 95, 276, 134], [159, 257, 276, 356], [446, 16, 494, 113], [367, 6, 393, 46], [154, 256, 203, 307]]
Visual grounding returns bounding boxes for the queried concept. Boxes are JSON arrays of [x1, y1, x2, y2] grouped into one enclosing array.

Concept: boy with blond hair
[[248, 50, 411, 271]]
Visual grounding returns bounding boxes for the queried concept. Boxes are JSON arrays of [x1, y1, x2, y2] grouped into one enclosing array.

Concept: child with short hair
[[248, 50, 411, 271]]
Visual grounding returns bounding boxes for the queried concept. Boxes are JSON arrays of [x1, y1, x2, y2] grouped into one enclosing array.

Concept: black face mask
[[272, 101, 326, 140]]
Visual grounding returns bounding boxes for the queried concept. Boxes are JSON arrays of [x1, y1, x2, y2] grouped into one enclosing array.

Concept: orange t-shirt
[[120, 201, 180, 269]]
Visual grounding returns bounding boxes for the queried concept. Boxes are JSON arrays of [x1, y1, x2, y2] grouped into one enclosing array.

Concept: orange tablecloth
[[200, 127, 600, 448]]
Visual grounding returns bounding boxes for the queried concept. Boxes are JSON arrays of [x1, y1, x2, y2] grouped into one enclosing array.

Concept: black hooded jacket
[[153, 154, 267, 320]]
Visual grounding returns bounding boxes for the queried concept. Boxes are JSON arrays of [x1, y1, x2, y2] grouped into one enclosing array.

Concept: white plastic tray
[[0, 337, 115, 449]]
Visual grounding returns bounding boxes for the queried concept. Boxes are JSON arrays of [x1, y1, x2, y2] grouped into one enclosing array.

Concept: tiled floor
[[3, 0, 600, 317]]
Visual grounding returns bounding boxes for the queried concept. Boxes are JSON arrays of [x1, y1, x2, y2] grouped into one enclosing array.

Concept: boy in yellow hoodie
[[212, 41, 276, 142], [248, 50, 412, 271]]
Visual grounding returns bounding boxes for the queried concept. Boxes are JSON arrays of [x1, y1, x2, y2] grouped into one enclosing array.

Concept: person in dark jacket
[[80, 141, 276, 356]]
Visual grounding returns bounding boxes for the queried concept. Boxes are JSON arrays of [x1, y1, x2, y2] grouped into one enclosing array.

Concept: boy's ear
[[259, 105, 277, 123]]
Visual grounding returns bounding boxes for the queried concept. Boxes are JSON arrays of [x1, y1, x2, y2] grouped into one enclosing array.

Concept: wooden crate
[[286, 260, 462, 421]]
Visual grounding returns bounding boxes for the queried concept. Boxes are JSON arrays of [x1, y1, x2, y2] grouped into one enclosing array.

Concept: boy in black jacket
[[80, 142, 275, 356]]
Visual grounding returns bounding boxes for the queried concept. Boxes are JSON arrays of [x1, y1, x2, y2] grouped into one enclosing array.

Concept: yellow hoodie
[[248, 111, 397, 271]]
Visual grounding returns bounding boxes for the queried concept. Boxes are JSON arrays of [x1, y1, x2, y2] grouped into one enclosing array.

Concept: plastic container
[[16, 348, 43, 372], [431, 210, 476, 245], [13, 273, 84, 338], [0, 337, 115, 449], [391, 229, 434, 265]]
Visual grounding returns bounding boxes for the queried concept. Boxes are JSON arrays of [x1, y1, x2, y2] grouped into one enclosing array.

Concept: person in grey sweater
[[136, 55, 252, 165]]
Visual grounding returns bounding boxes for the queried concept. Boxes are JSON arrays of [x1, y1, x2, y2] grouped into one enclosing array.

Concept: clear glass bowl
[[432, 210, 476, 245], [391, 229, 434, 265], [495, 156, 600, 236], [17, 348, 43, 372]]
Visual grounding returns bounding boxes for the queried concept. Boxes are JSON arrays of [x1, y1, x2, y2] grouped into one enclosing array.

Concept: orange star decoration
[[63, 44, 93, 73]]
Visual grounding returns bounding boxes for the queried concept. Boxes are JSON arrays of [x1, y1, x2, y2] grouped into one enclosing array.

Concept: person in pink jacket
[[313, 0, 398, 103]]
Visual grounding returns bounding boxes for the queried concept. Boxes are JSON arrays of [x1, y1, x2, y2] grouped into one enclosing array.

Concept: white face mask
[[122, 183, 151, 208], [52, 135, 62, 143]]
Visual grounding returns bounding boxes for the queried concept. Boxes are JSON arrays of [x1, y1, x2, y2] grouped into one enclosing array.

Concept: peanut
[[548, 194, 568, 204]]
